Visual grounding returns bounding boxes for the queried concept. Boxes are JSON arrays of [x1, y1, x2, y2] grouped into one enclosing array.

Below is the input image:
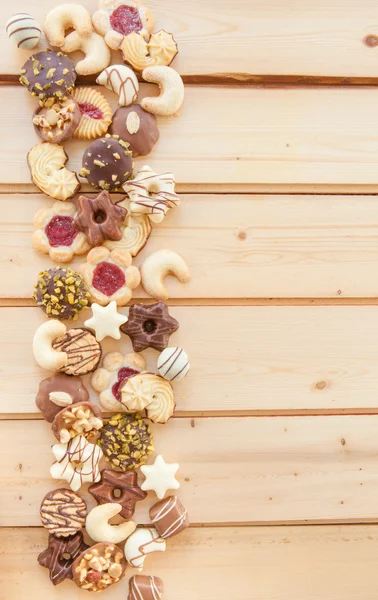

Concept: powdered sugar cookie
[[91, 351, 146, 411]]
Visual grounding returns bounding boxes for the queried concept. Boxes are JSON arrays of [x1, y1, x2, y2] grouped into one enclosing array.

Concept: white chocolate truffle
[[6, 13, 41, 49], [157, 347, 190, 382], [96, 65, 139, 107]]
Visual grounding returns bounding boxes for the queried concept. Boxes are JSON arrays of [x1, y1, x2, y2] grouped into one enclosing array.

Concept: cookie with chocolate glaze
[[80, 135, 133, 192], [20, 50, 76, 101], [52, 328, 102, 376], [33, 267, 90, 321], [109, 105, 159, 158], [40, 488, 87, 537]]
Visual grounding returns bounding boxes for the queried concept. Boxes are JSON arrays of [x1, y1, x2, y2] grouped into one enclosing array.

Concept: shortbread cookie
[[28, 142, 80, 201], [73, 87, 112, 139], [74, 191, 127, 247], [124, 165, 179, 223], [33, 267, 90, 320], [110, 105, 159, 158], [32, 201, 89, 263], [80, 135, 133, 192], [40, 488, 87, 537], [91, 351, 146, 411], [97, 65, 139, 107], [120, 30, 178, 72], [93, 0, 154, 49], [104, 207, 152, 257], [78, 247, 140, 306], [141, 66, 184, 117], [20, 50, 76, 101], [43, 4, 93, 47], [141, 249, 190, 301], [121, 373, 175, 424], [61, 30, 112, 76]]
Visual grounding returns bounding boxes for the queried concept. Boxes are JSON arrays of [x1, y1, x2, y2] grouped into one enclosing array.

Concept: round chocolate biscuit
[[35, 373, 89, 423], [20, 50, 76, 101], [81, 136, 133, 192], [33, 267, 90, 320], [109, 105, 159, 158], [98, 413, 154, 471], [40, 488, 87, 537]]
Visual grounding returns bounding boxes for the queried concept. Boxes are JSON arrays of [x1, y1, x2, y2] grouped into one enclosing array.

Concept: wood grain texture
[[3, 416, 378, 526], [3, 0, 378, 82], [5, 194, 378, 299], [5, 86, 378, 190], [3, 525, 378, 600], [6, 306, 378, 415]]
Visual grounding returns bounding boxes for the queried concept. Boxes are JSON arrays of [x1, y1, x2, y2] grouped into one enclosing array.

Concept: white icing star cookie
[[84, 301, 128, 341], [140, 454, 180, 500]]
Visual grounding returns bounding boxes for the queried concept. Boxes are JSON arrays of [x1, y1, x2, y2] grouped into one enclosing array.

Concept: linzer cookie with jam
[[72, 87, 112, 139]]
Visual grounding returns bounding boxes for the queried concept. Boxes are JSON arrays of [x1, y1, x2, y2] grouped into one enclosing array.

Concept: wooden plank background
[[2, 0, 378, 598]]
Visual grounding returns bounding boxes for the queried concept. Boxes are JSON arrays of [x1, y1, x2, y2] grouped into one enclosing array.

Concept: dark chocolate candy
[[89, 469, 147, 519], [52, 328, 102, 376], [38, 531, 89, 586], [98, 413, 154, 471], [35, 373, 89, 422], [74, 190, 128, 247], [81, 135, 133, 192], [109, 105, 159, 158], [150, 496, 189, 539], [121, 301, 179, 352], [20, 50, 76, 101], [40, 488, 87, 537], [128, 575, 164, 600], [33, 267, 90, 320]]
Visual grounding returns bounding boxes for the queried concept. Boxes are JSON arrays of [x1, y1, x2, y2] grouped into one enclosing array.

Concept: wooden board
[[4, 0, 378, 82], [5, 194, 378, 299], [5, 86, 378, 191], [6, 306, 378, 415], [3, 416, 378, 526]]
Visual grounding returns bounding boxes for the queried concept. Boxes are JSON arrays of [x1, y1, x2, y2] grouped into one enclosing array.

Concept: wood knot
[[364, 35, 378, 47], [237, 230, 247, 241], [340, 438, 346, 446], [315, 381, 327, 390]]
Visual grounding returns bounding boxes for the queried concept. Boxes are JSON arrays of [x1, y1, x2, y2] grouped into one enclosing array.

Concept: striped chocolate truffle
[[128, 575, 164, 600], [149, 496, 189, 539], [157, 347, 190, 382], [6, 13, 41, 49]]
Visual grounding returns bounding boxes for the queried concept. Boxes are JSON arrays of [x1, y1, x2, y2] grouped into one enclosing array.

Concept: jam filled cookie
[[93, 0, 154, 49], [27, 142, 80, 201], [35, 373, 89, 423], [98, 412, 154, 471], [52, 328, 102, 376], [73, 87, 112, 140], [32, 201, 89, 263], [20, 50, 76, 101], [74, 191, 127, 247], [121, 301, 179, 352], [33, 267, 90, 320], [72, 542, 127, 592], [80, 135, 133, 192], [110, 105, 159, 158], [78, 247, 140, 306], [91, 351, 146, 411], [33, 97, 81, 144]]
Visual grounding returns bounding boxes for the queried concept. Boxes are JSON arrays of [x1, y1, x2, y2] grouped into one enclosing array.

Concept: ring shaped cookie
[[32, 201, 89, 263], [124, 165, 180, 224], [50, 435, 103, 491]]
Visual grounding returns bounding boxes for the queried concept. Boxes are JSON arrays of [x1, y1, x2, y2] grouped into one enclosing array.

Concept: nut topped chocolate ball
[[98, 412, 154, 471], [33, 267, 90, 320], [20, 50, 77, 101], [80, 135, 133, 192], [109, 105, 159, 158]]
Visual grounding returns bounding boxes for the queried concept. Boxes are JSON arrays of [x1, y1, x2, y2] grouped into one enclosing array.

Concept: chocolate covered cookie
[[98, 413, 154, 471], [52, 328, 102, 376], [89, 469, 147, 520], [33, 97, 81, 144], [40, 488, 87, 537], [38, 531, 89, 586], [35, 373, 89, 423], [33, 267, 90, 320], [121, 301, 179, 352], [109, 105, 159, 157], [80, 135, 133, 192], [20, 50, 76, 101], [150, 496, 189, 539]]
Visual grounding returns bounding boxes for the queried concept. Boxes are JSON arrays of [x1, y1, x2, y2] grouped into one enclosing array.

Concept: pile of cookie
[[8, 0, 192, 595]]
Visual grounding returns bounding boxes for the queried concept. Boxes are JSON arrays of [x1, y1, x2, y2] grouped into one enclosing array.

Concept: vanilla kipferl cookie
[[28, 142, 80, 201], [32, 201, 89, 263], [78, 247, 140, 306], [73, 87, 112, 139], [91, 351, 146, 411]]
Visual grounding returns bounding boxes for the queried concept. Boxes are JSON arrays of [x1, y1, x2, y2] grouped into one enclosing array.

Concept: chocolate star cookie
[[38, 531, 89, 586], [74, 191, 127, 247], [89, 469, 147, 520], [121, 301, 179, 352]]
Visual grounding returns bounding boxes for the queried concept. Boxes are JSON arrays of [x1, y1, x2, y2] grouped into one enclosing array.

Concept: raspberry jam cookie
[[110, 105, 159, 158], [121, 301, 179, 352], [98, 412, 154, 471], [32, 201, 89, 263], [33, 267, 90, 320], [33, 97, 81, 144], [35, 373, 89, 423], [20, 50, 77, 101], [78, 247, 140, 306], [91, 351, 146, 411], [74, 191, 127, 247], [80, 135, 133, 192], [93, 0, 154, 49], [72, 542, 127, 592], [124, 165, 180, 223], [72, 87, 112, 140]]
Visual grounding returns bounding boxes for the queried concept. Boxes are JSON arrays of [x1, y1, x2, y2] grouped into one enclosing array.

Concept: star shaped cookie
[[85, 301, 128, 341], [74, 190, 127, 247], [140, 454, 180, 500], [121, 301, 179, 352], [89, 470, 147, 520]]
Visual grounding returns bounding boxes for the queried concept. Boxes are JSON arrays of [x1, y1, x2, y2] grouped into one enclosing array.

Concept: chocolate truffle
[[52, 328, 102, 376], [33, 267, 90, 320], [98, 413, 154, 471], [128, 575, 164, 600], [20, 50, 76, 101], [80, 135, 133, 192], [109, 105, 159, 158], [150, 496, 189, 538]]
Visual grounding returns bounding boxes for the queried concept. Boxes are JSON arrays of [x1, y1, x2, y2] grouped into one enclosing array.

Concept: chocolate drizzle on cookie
[[40, 488, 87, 537], [53, 328, 102, 375]]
